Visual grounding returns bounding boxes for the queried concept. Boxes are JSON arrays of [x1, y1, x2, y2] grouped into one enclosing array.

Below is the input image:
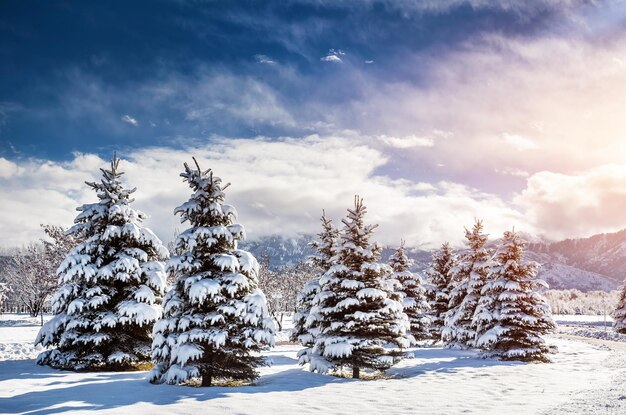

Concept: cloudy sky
[[2, 0, 626, 249]]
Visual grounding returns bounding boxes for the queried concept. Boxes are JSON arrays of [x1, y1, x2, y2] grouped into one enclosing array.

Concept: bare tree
[[5, 243, 56, 321], [3, 225, 78, 323], [40, 224, 79, 265], [165, 229, 184, 286], [257, 257, 315, 331]]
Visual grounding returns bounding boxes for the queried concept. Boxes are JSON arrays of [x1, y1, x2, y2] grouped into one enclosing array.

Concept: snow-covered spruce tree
[[313, 196, 411, 379], [291, 211, 338, 369], [473, 230, 556, 361], [442, 220, 492, 348], [389, 241, 430, 343], [35, 154, 168, 370], [150, 159, 274, 387], [425, 242, 456, 341], [614, 285, 626, 334]]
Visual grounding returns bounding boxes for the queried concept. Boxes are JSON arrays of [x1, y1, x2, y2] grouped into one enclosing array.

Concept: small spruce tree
[[473, 230, 556, 362], [313, 196, 411, 379], [389, 241, 430, 343], [614, 284, 626, 334], [35, 154, 168, 370], [425, 242, 456, 341], [150, 159, 274, 387], [291, 211, 338, 370], [442, 220, 492, 348]]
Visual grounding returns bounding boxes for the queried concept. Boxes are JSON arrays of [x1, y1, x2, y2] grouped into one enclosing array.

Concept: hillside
[[243, 231, 626, 292], [528, 229, 626, 285]]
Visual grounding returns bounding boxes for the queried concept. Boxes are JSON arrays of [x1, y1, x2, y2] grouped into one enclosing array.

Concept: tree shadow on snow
[[265, 352, 299, 366], [388, 347, 524, 379], [0, 358, 344, 415], [0, 348, 527, 414], [0, 360, 67, 382]]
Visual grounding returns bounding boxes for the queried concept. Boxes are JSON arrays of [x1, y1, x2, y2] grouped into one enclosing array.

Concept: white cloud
[[502, 133, 538, 150], [0, 158, 20, 178], [321, 49, 345, 63], [10, 136, 626, 249], [495, 167, 529, 177], [150, 72, 296, 129], [121, 114, 139, 126], [0, 154, 104, 246], [331, 29, 626, 190], [378, 134, 435, 148], [255, 54, 276, 64], [49, 68, 299, 136], [321, 55, 342, 63], [515, 164, 626, 240], [0, 136, 532, 249]]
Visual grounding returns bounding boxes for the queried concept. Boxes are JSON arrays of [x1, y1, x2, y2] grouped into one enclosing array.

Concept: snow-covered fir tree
[[425, 242, 456, 341], [473, 230, 556, 361], [291, 211, 338, 369], [389, 241, 430, 343], [312, 196, 411, 379], [613, 286, 626, 334], [35, 154, 168, 370], [150, 159, 274, 387], [442, 220, 492, 348]]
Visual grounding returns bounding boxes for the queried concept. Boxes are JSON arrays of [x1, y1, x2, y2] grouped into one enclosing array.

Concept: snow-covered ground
[[554, 314, 626, 342], [0, 313, 47, 361], [1, 313, 625, 414]]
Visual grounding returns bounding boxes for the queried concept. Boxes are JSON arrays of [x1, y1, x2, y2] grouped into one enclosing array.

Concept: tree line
[[3, 154, 626, 386], [291, 203, 557, 378]]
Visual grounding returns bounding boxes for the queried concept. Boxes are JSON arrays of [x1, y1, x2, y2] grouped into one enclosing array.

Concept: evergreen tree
[[35, 154, 168, 370], [150, 159, 274, 387], [312, 196, 411, 379], [613, 285, 626, 334], [442, 220, 492, 348], [425, 242, 456, 341], [291, 211, 338, 369], [473, 230, 556, 361], [389, 241, 430, 343]]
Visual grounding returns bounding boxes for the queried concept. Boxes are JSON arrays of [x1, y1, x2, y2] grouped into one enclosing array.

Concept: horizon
[[2, 1, 626, 248]]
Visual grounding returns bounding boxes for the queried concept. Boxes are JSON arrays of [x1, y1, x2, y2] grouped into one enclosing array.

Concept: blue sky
[[2, 0, 626, 248], [0, 0, 567, 159]]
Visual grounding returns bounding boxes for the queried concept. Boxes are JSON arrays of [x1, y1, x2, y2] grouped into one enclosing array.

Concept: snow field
[[0, 314, 48, 361], [553, 314, 626, 343], [0, 312, 620, 415]]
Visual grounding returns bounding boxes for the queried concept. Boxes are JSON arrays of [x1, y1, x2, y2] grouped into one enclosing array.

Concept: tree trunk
[[273, 313, 282, 331], [201, 372, 212, 387], [352, 366, 360, 379]]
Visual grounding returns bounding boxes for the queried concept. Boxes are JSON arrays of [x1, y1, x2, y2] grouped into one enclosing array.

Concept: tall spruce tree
[[613, 285, 626, 334], [35, 154, 168, 370], [312, 196, 411, 379], [425, 242, 456, 341], [473, 230, 556, 361], [291, 211, 338, 370], [442, 220, 492, 348], [150, 159, 274, 387], [389, 241, 430, 343]]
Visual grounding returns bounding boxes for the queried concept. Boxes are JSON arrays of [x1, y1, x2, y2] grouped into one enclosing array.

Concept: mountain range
[[241, 229, 626, 292]]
